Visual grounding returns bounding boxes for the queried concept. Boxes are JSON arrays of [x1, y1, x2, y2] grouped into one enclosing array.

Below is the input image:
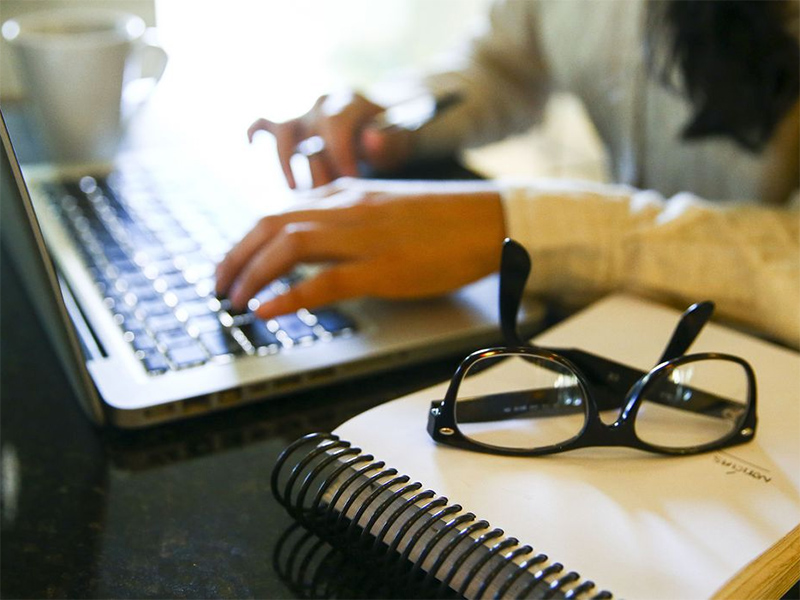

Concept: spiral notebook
[[272, 295, 800, 599]]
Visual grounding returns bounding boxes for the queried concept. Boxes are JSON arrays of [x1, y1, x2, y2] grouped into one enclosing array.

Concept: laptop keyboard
[[43, 167, 356, 375]]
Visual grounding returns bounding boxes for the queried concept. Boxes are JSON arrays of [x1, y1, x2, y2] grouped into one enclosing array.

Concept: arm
[[216, 177, 799, 351], [502, 179, 800, 348], [410, 0, 552, 160]]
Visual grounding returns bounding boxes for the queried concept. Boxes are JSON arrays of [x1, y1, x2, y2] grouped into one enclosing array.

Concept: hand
[[248, 91, 414, 189], [215, 178, 506, 318]]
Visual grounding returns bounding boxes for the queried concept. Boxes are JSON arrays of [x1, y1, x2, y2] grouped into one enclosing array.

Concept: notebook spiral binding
[[272, 432, 613, 600]]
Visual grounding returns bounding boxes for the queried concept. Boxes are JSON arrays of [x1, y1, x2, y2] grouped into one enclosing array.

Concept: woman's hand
[[215, 179, 506, 319], [248, 91, 414, 189]]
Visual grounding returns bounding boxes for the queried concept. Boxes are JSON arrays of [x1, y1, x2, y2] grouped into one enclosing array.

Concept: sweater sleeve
[[501, 179, 800, 348], [409, 0, 552, 159]]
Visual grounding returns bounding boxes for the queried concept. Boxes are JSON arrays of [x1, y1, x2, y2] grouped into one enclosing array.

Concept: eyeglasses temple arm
[[499, 239, 531, 347], [444, 388, 585, 423], [657, 301, 715, 364]]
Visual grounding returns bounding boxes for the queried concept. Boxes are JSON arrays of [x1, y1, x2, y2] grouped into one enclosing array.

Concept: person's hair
[[647, 0, 799, 152]]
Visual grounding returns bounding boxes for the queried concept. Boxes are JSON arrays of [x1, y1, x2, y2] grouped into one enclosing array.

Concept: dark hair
[[647, 0, 799, 152]]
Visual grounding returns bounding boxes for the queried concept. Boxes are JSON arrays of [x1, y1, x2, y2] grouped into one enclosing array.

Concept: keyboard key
[[239, 321, 280, 349], [156, 329, 196, 349], [214, 296, 248, 316], [111, 304, 139, 327], [137, 298, 173, 317], [272, 314, 316, 343], [149, 258, 182, 276], [182, 262, 216, 284], [133, 246, 171, 265], [230, 312, 255, 327], [185, 314, 224, 335], [104, 247, 128, 263], [108, 257, 139, 276], [311, 308, 357, 334], [129, 332, 158, 352], [179, 299, 215, 318], [123, 324, 149, 338], [141, 352, 170, 374], [167, 343, 208, 369], [199, 330, 243, 356], [155, 272, 189, 290], [163, 237, 199, 255], [121, 272, 154, 289], [126, 282, 160, 302], [146, 313, 183, 333], [169, 286, 202, 303]]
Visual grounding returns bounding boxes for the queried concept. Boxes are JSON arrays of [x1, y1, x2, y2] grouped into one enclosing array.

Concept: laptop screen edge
[[0, 105, 106, 425]]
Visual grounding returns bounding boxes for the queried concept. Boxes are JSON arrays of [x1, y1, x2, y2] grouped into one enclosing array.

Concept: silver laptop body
[[1, 108, 542, 428]]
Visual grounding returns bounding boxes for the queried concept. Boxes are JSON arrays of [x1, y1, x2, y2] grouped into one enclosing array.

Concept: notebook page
[[335, 294, 800, 599]]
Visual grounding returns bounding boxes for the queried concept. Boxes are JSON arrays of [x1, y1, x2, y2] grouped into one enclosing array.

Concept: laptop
[[0, 107, 544, 428]]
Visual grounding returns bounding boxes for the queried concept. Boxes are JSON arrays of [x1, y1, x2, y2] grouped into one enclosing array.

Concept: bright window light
[[152, 1, 492, 135]]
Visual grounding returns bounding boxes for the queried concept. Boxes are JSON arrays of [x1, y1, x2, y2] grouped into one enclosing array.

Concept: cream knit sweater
[[412, 0, 799, 347]]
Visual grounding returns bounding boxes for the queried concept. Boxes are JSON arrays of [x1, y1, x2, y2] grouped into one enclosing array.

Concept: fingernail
[[255, 298, 285, 320]]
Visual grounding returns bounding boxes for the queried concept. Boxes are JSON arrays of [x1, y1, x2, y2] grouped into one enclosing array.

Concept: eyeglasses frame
[[428, 345, 757, 456], [426, 238, 758, 457]]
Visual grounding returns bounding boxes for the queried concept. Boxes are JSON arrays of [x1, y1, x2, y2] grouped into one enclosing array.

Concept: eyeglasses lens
[[635, 358, 751, 450], [454, 353, 589, 450]]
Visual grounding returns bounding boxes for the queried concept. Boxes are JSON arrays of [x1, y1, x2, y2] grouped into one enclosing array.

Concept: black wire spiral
[[271, 433, 612, 599]]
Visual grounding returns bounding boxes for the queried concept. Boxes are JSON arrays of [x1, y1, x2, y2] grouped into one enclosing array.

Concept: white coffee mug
[[2, 8, 168, 163]]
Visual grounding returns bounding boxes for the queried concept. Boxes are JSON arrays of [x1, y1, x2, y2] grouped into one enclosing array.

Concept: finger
[[293, 135, 350, 188], [318, 94, 383, 178], [254, 262, 373, 319], [227, 223, 370, 310], [306, 153, 337, 188], [248, 117, 306, 189], [215, 216, 283, 296], [247, 117, 277, 142], [272, 121, 308, 190], [318, 118, 360, 179], [216, 190, 369, 295]]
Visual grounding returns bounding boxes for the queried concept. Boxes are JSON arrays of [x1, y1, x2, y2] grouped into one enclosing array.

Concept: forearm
[[501, 180, 800, 348], [410, 0, 551, 159]]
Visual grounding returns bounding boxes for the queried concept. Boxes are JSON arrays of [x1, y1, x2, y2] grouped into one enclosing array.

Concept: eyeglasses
[[427, 239, 757, 456]]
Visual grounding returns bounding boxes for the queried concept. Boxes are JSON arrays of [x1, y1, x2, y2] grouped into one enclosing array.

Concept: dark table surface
[[1, 243, 473, 599]]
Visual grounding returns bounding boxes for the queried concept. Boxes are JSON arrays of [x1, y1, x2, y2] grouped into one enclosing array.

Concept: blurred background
[[0, 0, 608, 182]]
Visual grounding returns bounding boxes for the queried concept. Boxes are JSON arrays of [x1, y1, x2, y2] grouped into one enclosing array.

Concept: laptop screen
[[0, 107, 105, 423]]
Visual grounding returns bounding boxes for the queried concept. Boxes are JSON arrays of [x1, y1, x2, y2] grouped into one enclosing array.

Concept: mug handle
[[122, 28, 168, 121]]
